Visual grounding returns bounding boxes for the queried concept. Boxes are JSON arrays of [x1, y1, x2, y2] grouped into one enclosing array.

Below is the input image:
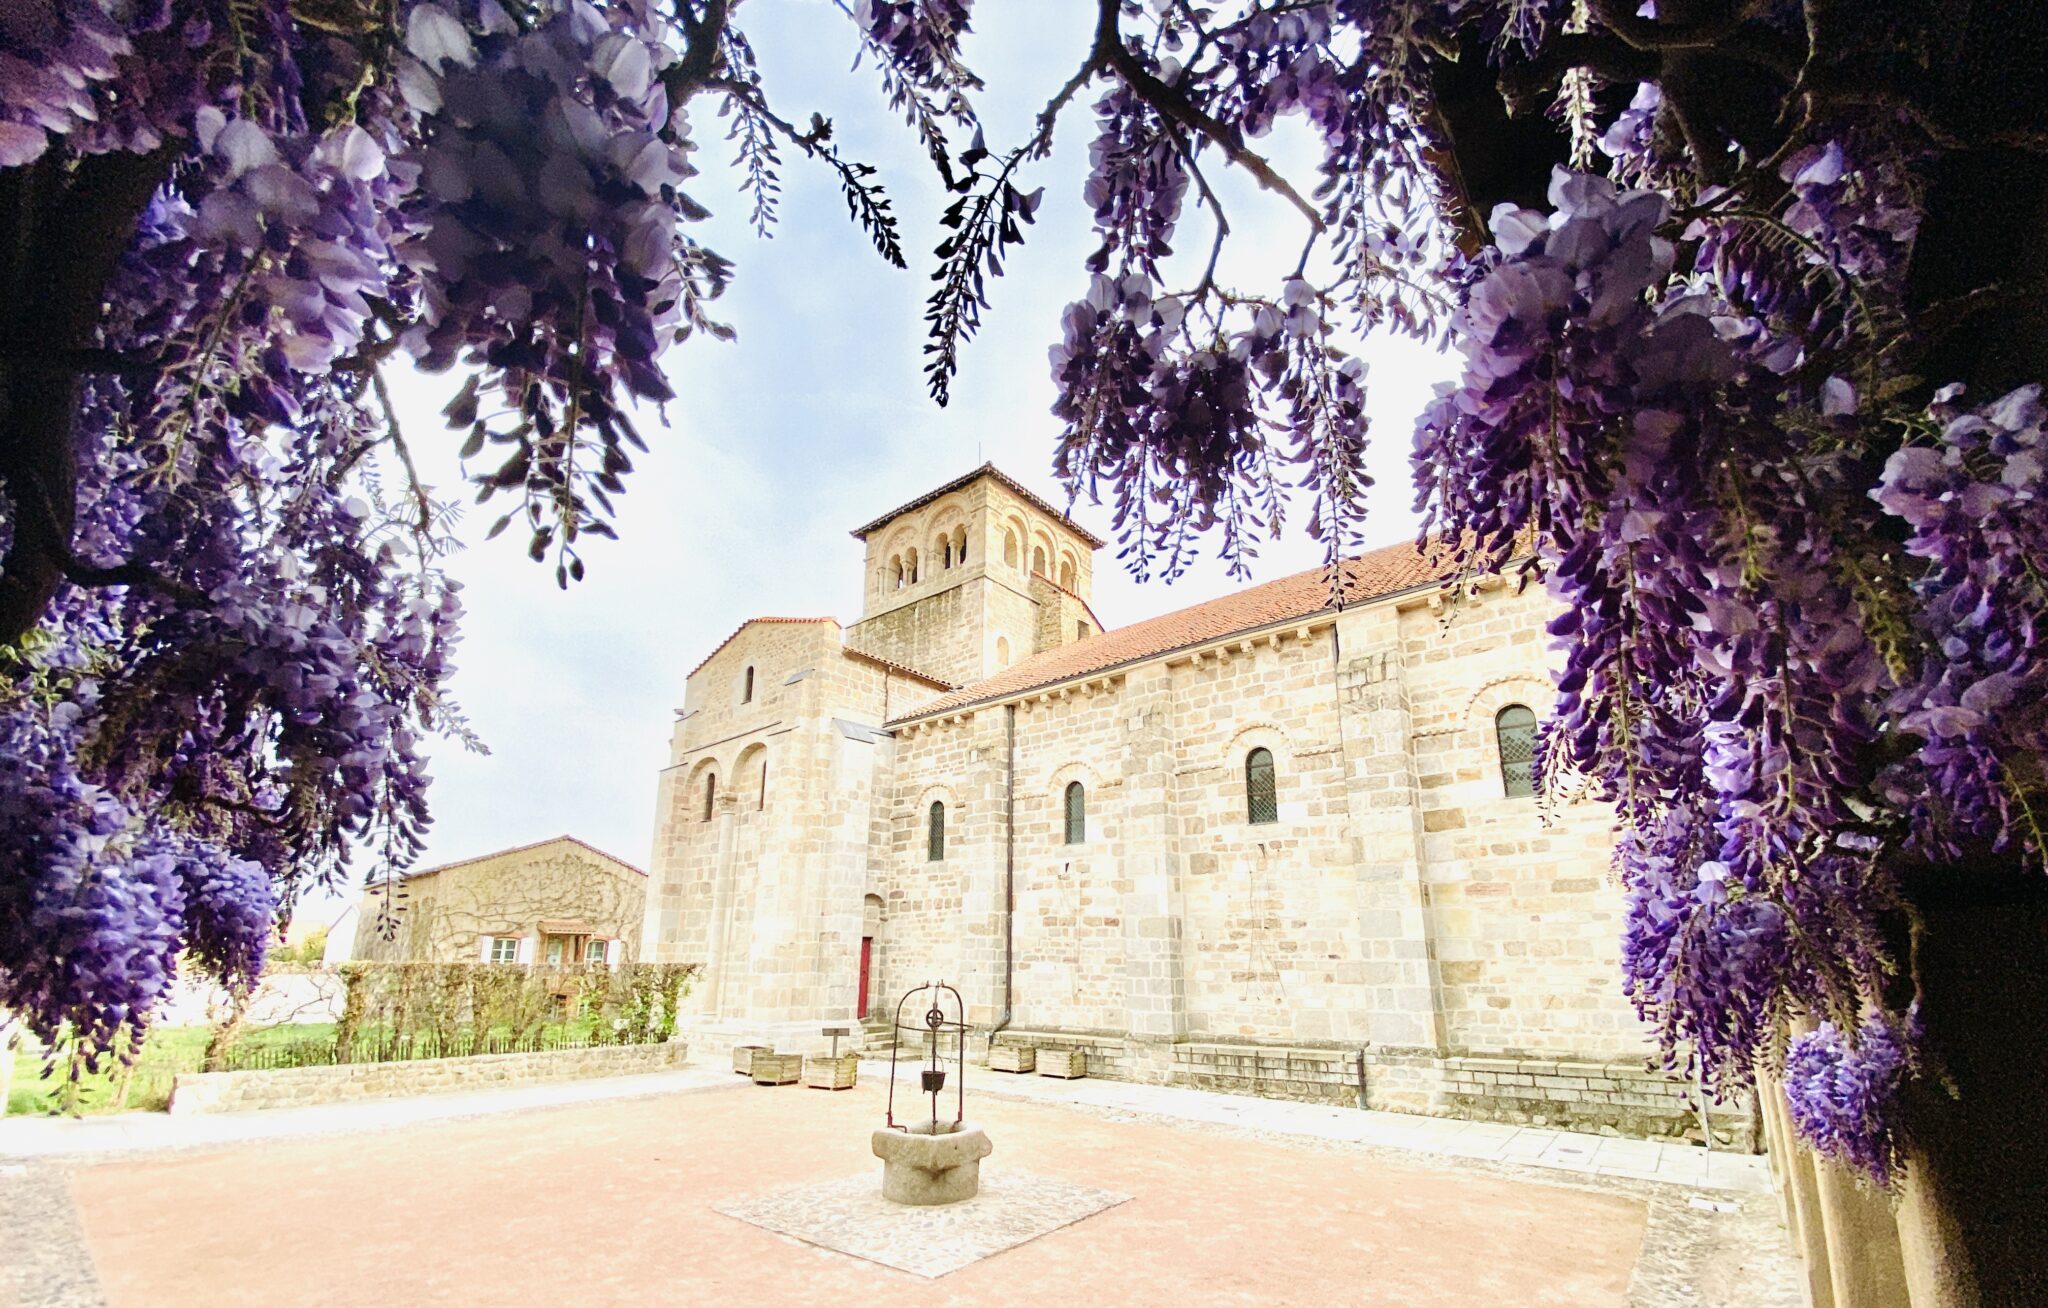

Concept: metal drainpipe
[[991, 703, 1017, 1044]]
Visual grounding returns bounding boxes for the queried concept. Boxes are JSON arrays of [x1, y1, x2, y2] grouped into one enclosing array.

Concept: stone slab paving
[[916, 1061, 1773, 1194], [718, 1169, 1129, 1277]]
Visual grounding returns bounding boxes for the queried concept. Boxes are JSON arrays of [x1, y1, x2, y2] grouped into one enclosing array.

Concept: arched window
[[928, 801, 945, 861], [1032, 546, 1046, 576], [703, 772, 717, 821], [940, 537, 953, 569], [1003, 531, 1019, 567], [1063, 781, 1086, 844], [995, 636, 1011, 667], [891, 555, 905, 590], [741, 666, 755, 703], [1058, 558, 1076, 589], [1245, 748, 1278, 824], [954, 525, 968, 565], [905, 547, 919, 584], [1496, 704, 1538, 799]]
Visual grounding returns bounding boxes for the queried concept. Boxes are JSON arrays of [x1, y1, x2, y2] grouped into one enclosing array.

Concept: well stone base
[[872, 1120, 993, 1205]]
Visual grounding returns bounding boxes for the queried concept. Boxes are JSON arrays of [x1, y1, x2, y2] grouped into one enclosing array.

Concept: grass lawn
[[6, 1014, 628, 1116], [7, 1024, 339, 1117]]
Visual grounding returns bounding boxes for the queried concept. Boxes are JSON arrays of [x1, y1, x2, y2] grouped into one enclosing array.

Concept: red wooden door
[[858, 937, 873, 1018]]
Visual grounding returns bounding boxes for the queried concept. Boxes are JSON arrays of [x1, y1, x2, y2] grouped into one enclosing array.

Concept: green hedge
[[331, 961, 698, 1064]]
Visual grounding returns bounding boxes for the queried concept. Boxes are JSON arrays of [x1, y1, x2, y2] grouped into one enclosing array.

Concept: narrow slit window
[[741, 666, 754, 703], [1246, 748, 1278, 824], [1063, 781, 1086, 845], [703, 773, 717, 821], [758, 755, 768, 810], [928, 801, 946, 862], [1496, 705, 1538, 799]]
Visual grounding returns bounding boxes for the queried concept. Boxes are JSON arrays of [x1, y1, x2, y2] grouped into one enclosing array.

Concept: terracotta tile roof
[[843, 645, 957, 689], [889, 538, 1452, 724], [686, 617, 838, 679], [381, 835, 647, 884], [850, 463, 1107, 549]]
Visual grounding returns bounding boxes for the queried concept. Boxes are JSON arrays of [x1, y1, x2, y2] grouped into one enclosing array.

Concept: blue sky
[[333, 0, 1456, 925]]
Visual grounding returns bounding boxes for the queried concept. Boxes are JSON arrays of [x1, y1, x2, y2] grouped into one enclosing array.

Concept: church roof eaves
[[849, 463, 1107, 549], [887, 539, 1457, 725]]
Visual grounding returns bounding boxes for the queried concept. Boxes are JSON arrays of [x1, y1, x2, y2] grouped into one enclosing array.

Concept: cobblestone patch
[[1626, 1193, 1806, 1308], [716, 1169, 1129, 1278], [0, 1164, 105, 1308]]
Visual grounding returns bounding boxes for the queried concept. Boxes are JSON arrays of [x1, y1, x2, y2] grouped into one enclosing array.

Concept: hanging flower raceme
[[1783, 1012, 1918, 1187]]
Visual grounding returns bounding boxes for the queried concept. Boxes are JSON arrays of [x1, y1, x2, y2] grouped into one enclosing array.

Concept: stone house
[[355, 835, 645, 967], [642, 466, 1725, 1141]]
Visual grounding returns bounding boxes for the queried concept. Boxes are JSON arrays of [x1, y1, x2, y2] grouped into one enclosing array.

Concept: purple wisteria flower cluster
[[0, 0, 812, 1061], [1784, 1012, 1918, 1186]]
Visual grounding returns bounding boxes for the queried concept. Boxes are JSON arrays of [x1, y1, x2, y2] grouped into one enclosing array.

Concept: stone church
[[642, 466, 1716, 1140]]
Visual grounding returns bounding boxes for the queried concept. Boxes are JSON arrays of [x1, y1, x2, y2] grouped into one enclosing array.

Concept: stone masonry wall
[[166, 1041, 688, 1115], [852, 478, 1096, 687], [1397, 582, 1650, 1059], [645, 619, 901, 1035], [354, 840, 644, 965], [865, 583, 1710, 1139]]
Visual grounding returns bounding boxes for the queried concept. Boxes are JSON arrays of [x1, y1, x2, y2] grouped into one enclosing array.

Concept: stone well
[[871, 1119, 993, 1206]]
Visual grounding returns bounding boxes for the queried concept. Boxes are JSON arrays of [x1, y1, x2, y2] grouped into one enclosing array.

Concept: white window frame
[[488, 936, 519, 965], [585, 938, 608, 965]]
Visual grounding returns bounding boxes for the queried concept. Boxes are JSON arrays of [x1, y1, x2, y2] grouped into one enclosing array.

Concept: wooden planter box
[[1037, 1048, 1086, 1079], [732, 1044, 770, 1076], [750, 1052, 804, 1085], [989, 1044, 1037, 1074], [804, 1052, 860, 1090]]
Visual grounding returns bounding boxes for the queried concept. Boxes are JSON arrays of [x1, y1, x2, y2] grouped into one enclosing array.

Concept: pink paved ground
[[71, 1081, 1647, 1306]]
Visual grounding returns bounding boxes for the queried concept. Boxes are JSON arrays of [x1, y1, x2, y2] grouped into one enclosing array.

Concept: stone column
[[1119, 665, 1186, 1080], [954, 712, 1010, 1032], [1764, 1064, 1839, 1308], [1817, 1159, 1910, 1308], [1332, 610, 1448, 1059], [701, 795, 740, 1019], [809, 724, 887, 1028]]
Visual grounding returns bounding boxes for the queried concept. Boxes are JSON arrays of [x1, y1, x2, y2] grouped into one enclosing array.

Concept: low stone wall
[[1437, 1054, 1756, 1146], [986, 1030, 1757, 1147], [1172, 1042, 1362, 1106], [167, 1040, 688, 1115]]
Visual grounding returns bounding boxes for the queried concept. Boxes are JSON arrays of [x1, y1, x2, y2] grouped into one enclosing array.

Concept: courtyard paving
[[0, 1060, 1802, 1308]]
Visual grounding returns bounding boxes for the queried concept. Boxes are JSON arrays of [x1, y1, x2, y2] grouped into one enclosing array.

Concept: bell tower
[[845, 465, 1104, 687]]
